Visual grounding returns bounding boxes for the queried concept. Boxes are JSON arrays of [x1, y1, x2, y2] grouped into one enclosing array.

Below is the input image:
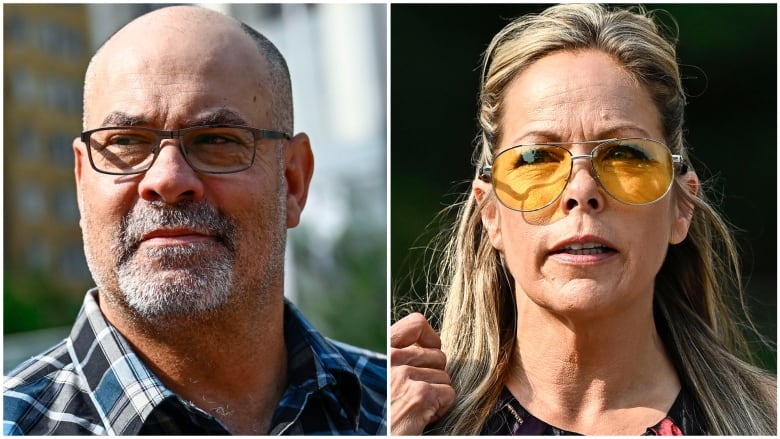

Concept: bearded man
[[4, 6, 386, 435]]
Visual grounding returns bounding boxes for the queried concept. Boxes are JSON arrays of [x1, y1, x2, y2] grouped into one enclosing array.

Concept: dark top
[[480, 386, 706, 435]]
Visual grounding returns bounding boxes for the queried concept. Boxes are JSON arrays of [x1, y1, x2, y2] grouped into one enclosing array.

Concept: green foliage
[[291, 186, 386, 353], [4, 270, 83, 334]]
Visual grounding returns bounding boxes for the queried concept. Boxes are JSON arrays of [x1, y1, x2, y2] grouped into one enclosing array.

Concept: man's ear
[[473, 177, 503, 251], [284, 133, 314, 228], [670, 171, 699, 244], [73, 136, 86, 218]]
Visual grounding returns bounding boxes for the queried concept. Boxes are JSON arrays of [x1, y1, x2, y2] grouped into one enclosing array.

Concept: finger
[[391, 364, 452, 386], [433, 382, 456, 417], [391, 379, 456, 435], [390, 345, 447, 370], [390, 313, 442, 349]]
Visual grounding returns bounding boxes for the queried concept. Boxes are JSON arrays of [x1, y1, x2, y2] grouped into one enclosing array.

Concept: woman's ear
[[473, 177, 503, 251], [670, 171, 699, 244]]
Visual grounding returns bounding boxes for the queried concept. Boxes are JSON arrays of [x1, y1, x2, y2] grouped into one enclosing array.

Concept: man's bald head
[[83, 6, 293, 133]]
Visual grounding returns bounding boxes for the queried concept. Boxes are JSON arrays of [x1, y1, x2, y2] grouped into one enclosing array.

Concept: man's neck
[[99, 291, 288, 434]]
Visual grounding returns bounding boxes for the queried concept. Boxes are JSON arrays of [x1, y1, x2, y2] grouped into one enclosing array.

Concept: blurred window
[[16, 125, 43, 162], [17, 182, 47, 220], [10, 69, 38, 105], [55, 186, 79, 223], [50, 131, 75, 168], [26, 238, 51, 272]]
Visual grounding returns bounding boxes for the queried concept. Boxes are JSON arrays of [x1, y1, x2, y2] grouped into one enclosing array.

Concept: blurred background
[[391, 4, 776, 372], [4, 3, 387, 371]]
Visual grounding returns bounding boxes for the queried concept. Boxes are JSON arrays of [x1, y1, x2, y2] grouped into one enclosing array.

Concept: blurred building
[[4, 4, 92, 292], [4, 4, 387, 352]]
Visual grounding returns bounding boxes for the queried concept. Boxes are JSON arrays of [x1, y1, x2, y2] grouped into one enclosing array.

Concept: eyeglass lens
[[87, 126, 256, 174], [490, 139, 675, 211]]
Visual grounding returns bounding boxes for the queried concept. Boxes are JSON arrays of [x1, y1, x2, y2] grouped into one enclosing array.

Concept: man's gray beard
[[114, 201, 237, 320]]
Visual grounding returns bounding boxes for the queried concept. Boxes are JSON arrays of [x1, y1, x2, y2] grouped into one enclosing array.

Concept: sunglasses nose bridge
[[568, 153, 598, 179], [553, 152, 609, 210], [569, 153, 593, 163]]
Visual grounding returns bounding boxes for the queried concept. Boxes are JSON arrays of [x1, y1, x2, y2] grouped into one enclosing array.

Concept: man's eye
[[99, 132, 155, 148], [109, 135, 148, 146], [192, 134, 241, 145]]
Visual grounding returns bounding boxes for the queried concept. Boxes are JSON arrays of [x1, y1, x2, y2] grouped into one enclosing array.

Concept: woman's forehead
[[497, 50, 663, 149]]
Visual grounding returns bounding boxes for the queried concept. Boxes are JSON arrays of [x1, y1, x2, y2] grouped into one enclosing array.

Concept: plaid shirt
[[4, 289, 387, 435]]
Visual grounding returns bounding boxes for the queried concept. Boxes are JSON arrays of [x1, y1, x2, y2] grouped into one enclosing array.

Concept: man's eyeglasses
[[478, 138, 688, 212], [80, 125, 291, 175]]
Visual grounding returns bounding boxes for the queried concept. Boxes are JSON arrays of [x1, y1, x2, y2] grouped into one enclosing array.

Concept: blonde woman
[[391, 4, 776, 435]]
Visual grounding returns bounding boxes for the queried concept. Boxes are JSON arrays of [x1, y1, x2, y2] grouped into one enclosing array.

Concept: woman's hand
[[390, 313, 455, 435]]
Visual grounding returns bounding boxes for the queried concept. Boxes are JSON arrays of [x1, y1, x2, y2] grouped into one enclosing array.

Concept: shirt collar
[[68, 289, 174, 435], [69, 289, 363, 434], [279, 299, 363, 429]]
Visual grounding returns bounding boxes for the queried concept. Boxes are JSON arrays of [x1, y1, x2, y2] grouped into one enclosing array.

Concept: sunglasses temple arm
[[672, 154, 689, 174], [478, 166, 493, 182]]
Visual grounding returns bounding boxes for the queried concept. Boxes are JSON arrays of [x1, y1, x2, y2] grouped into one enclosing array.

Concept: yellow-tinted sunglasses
[[479, 138, 688, 212]]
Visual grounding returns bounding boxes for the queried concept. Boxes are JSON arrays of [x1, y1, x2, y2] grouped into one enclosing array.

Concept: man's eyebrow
[[185, 109, 249, 127], [101, 111, 147, 127], [99, 109, 251, 128]]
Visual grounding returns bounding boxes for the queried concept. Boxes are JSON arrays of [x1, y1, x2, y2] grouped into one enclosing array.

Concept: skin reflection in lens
[[597, 161, 669, 204], [595, 141, 673, 205], [492, 147, 570, 211]]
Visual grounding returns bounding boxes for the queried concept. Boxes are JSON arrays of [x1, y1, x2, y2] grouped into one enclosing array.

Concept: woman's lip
[[547, 235, 619, 264], [549, 235, 617, 254], [548, 249, 618, 265]]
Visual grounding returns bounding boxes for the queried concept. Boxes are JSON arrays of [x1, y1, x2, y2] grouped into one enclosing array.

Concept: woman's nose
[[560, 157, 605, 212]]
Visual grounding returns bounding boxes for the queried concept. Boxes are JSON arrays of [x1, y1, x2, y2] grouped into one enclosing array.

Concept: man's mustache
[[116, 201, 237, 266]]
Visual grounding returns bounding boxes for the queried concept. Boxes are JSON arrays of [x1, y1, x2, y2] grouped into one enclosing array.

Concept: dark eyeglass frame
[[478, 137, 689, 212], [80, 124, 291, 175]]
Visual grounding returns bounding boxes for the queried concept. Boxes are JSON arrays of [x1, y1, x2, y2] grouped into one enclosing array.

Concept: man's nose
[[137, 140, 205, 204]]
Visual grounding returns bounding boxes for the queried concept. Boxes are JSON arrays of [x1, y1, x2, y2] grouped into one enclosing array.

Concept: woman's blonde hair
[[425, 4, 776, 435]]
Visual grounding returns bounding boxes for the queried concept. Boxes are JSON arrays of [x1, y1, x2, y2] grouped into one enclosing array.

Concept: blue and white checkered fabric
[[4, 289, 387, 435]]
